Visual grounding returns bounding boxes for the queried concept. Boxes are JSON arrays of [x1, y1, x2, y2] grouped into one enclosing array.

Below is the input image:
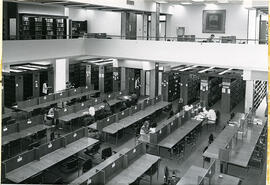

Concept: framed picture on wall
[[202, 10, 226, 33]]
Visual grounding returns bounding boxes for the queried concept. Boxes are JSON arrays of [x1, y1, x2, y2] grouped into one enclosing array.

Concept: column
[[85, 64, 91, 88], [149, 63, 159, 98], [180, 74, 189, 106], [54, 58, 68, 92], [200, 76, 209, 108], [113, 67, 120, 92], [221, 78, 231, 113], [161, 72, 169, 101], [142, 13, 148, 40], [140, 70, 146, 96], [150, 3, 160, 40], [99, 65, 105, 93], [121, 12, 127, 39], [244, 80, 254, 113], [32, 72, 40, 97], [120, 67, 126, 91]]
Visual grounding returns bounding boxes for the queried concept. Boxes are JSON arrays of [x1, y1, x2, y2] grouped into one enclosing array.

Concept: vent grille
[[127, 0, 135, 5]]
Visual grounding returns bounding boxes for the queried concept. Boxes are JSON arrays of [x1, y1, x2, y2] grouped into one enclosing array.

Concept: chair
[[82, 158, 93, 173], [101, 147, 112, 160], [85, 143, 101, 157]]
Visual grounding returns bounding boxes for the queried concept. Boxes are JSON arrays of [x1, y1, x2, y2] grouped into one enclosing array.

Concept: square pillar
[[99, 65, 105, 93], [200, 76, 209, 108], [245, 80, 254, 113], [54, 58, 67, 92], [221, 78, 231, 113]]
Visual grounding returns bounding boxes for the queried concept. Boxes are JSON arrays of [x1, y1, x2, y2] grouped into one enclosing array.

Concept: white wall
[[166, 4, 249, 39], [69, 8, 87, 21], [17, 3, 65, 16], [86, 10, 121, 35]]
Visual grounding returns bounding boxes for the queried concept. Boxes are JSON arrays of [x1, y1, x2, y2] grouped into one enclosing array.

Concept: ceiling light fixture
[[192, 0, 204, 2]]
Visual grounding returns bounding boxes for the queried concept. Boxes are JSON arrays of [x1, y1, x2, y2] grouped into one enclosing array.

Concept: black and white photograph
[[1, 0, 268, 185]]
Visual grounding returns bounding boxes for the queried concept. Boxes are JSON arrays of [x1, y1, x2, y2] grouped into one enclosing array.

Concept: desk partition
[[96, 115, 117, 131], [17, 98, 39, 109], [2, 115, 44, 136], [117, 108, 130, 120], [71, 143, 147, 185], [55, 91, 68, 99], [131, 104, 142, 114], [2, 127, 88, 178], [39, 94, 55, 104]]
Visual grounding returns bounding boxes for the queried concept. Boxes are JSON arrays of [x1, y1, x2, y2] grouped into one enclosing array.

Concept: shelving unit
[[54, 18, 65, 39], [3, 75, 16, 107], [20, 16, 31, 40], [253, 80, 267, 110], [161, 71, 181, 102], [91, 65, 99, 91], [71, 20, 87, 38], [43, 18, 54, 39], [34, 17, 43, 39], [187, 74, 200, 104], [104, 64, 113, 93], [230, 78, 245, 110], [208, 77, 222, 107]]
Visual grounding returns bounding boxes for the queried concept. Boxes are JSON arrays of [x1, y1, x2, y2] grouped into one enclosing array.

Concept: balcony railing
[[4, 34, 268, 45]]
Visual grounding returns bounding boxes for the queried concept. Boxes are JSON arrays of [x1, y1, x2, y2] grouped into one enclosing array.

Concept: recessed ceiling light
[[181, 2, 192, 5]]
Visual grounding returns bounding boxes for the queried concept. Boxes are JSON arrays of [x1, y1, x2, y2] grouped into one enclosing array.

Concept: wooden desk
[[211, 173, 240, 185], [18, 90, 99, 113], [58, 98, 122, 122], [106, 154, 160, 185], [102, 101, 171, 135], [158, 119, 202, 149], [2, 124, 50, 146], [71, 147, 130, 185], [6, 137, 98, 183], [203, 125, 238, 159], [228, 122, 265, 167], [176, 166, 208, 185]]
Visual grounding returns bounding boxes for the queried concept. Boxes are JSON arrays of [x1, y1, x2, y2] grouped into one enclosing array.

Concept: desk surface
[[158, 119, 202, 149], [106, 154, 160, 185], [102, 101, 171, 134], [71, 147, 130, 185], [139, 119, 202, 149], [58, 98, 122, 122], [176, 166, 208, 185], [6, 137, 98, 183], [211, 173, 240, 185], [203, 124, 238, 159], [19, 90, 99, 112], [2, 124, 50, 146], [229, 122, 265, 167]]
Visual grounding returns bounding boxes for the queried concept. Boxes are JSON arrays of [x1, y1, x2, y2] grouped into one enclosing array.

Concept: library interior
[[1, 0, 268, 185]]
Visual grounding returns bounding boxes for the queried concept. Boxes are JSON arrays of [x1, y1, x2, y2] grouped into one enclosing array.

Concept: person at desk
[[47, 106, 55, 125], [207, 34, 215, 42], [206, 108, 217, 124], [140, 120, 150, 135], [208, 133, 214, 144], [83, 106, 95, 126], [103, 100, 112, 116], [120, 101, 127, 111]]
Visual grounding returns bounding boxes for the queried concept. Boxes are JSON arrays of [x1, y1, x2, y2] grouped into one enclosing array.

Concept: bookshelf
[[44, 18, 54, 39], [230, 78, 245, 110], [187, 74, 200, 104], [34, 17, 43, 39], [54, 18, 65, 39], [20, 15, 31, 40], [208, 77, 222, 107], [104, 64, 113, 93], [71, 20, 87, 38]]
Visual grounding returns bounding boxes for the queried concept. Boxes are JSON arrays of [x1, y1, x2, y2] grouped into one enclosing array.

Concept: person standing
[[134, 77, 141, 98], [42, 81, 49, 95]]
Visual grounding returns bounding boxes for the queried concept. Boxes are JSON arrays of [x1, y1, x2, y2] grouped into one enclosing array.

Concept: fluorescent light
[[156, 0, 168, 3], [192, 0, 204, 2], [181, 2, 192, 5]]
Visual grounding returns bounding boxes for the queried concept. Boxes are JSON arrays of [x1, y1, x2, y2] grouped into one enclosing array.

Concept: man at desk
[[103, 100, 112, 116], [140, 120, 150, 135]]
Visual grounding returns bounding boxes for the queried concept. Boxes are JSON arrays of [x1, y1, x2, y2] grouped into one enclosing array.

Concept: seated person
[[207, 108, 216, 124], [83, 115, 95, 126], [168, 110, 174, 119], [130, 93, 138, 106], [120, 101, 127, 111], [103, 100, 112, 116], [207, 34, 215, 42], [47, 106, 55, 125], [208, 133, 214, 144], [140, 120, 150, 135]]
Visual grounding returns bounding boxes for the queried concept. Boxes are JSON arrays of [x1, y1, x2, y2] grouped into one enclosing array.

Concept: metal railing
[[4, 34, 268, 45]]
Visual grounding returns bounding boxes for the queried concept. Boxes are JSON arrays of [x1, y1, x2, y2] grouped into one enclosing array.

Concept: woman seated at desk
[[140, 120, 150, 135], [47, 106, 55, 125], [82, 106, 96, 126]]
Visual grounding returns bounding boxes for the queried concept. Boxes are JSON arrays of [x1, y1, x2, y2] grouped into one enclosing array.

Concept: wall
[[166, 4, 249, 39], [86, 10, 121, 35], [17, 3, 65, 16], [69, 8, 87, 21]]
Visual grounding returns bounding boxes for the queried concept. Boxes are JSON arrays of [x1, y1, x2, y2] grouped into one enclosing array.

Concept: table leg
[[150, 168, 152, 185], [157, 160, 160, 180]]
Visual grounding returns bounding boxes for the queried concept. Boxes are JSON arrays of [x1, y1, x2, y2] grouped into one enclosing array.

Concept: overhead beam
[[198, 67, 214, 73], [218, 68, 233, 75]]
